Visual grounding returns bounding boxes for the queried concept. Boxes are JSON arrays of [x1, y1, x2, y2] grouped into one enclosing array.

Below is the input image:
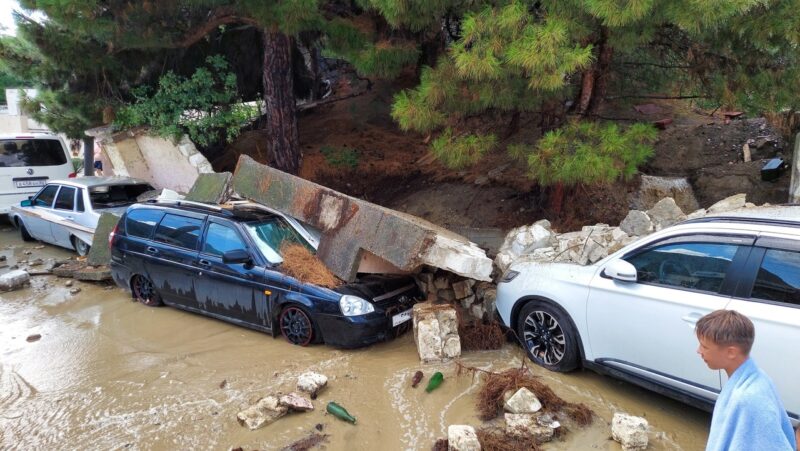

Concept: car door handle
[[198, 259, 211, 266], [65, 216, 74, 221], [682, 312, 704, 326], [146, 246, 158, 254]]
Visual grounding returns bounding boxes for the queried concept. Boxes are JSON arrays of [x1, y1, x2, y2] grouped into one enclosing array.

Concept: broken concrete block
[[611, 412, 649, 451], [470, 303, 485, 321], [185, 172, 232, 204], [438, 288, 456, 302], [413, 302, 461, 362], [460, 294, 476, 310], [297, 372, 328, 397], [433, 275, 450, 290], [231, 155, 492, 282], [0, 269, 29, 291], [442, 335, 462, 359], [707, 193, 747, 214], [279, 392, 314, 412], [416, 319, 443, 362], [505, 413, 554, 442], [447, 425, 481, 451], [88, 212, 121, 266], [646, 197, 685, 231], [452, 280, 473, 299], [236, 395, 288, 430], [437, 308, 458, 337], [504, 387, 542, 414]]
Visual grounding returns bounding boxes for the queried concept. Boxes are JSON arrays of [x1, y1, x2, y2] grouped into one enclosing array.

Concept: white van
[[0, 133, 75, 214]]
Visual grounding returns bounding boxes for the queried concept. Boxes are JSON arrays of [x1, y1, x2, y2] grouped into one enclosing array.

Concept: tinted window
[[76, 189, 85, 212], [54, 186, 76, 210], [33, 184, 59, 207], [126, 209, 164, 239], [202, 223, 247, 256], [89, 184, 154, 209], [625, 242, 740, 294], [153, 214, 203, 250], [751, 249, 800, 304], [0, 139, 68, 167]]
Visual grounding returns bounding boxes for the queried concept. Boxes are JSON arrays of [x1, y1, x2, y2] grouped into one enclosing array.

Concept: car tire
[[516, 301, 580, 372], [279, 305, 318, 346], [17, 218, 34, 242], [72, 236, 91, 257], [131, 274, 163, 307]]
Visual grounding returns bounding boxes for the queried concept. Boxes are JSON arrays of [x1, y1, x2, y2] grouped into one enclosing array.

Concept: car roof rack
[[682, 215, 800, 228], [146, 199, 234, 216]]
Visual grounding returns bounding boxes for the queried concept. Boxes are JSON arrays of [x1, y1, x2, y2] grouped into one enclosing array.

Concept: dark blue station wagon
[[109, 200, 420, 348]]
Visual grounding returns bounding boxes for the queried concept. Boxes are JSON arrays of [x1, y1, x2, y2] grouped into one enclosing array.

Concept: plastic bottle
[[425, 372, 444, 393], [327, 401, 356, 424]]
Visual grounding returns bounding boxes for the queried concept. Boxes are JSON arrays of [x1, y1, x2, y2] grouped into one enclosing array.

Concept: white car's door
[[25, 184, 60, 243], [586, 235, 755, 399], [49, 184, 78, 248], [725, 234, 800, 422]]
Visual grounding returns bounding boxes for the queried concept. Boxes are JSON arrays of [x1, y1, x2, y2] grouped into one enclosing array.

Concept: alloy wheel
[[280, 306, 313, 346], [522, 310, 566, 366], [132, 275, 160, 306]]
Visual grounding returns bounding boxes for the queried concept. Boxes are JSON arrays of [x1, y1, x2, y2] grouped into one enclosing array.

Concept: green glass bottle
[[327, 401, 356, 424], [425, 372, 444, 393]]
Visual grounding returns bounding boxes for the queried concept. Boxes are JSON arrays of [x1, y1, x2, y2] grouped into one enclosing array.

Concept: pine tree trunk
[[577, 27, 612, 116], [549, 182, 565, 216], [262, 29, 301, 174]]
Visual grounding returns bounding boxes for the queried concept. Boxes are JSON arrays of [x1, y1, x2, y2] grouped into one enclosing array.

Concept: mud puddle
[[0, 227, 709, 450]]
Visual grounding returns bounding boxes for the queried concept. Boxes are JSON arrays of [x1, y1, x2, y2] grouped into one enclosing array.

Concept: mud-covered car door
[[24, 183, 59, 243], [194, 219, 269, 328], [146, 213, 204, 309]]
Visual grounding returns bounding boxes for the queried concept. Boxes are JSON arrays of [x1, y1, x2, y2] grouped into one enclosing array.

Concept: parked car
[[109, 200, 421, 348], [9, 177, 154, 256], [0, 133, 76, 214], [496, 208, 800, 422]]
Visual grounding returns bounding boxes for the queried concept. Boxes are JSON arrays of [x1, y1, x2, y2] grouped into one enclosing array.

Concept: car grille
[[380, 284, 420, 338]]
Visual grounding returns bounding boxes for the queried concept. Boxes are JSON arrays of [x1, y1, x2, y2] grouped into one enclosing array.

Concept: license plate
[[392, 309, 413, 327], [14, 179, 46, 188]]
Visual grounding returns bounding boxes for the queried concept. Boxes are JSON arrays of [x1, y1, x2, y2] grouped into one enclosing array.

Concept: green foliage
[[518, 121, 657, 186], [115, 56, 255, 147], [431, 128, 497, 169], [322, 18, 419, 78], [320, 145, 360, 168]]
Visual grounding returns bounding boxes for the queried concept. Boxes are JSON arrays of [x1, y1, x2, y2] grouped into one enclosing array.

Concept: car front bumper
[[313, 309, 413, 349]]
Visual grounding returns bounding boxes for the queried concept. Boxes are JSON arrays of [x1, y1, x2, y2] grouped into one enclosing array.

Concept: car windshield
[[89, 184, 153, 209], [244, 216, 313, 264]]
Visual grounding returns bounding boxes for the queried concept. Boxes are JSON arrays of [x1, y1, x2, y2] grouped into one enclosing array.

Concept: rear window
[[126, 208, 164, 239], [0, 139, 68, 167], [153, 214, 203, 250], [89, 184, 153, 209]]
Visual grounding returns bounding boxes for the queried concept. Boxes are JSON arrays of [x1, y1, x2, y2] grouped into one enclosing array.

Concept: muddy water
[[0, 228, 709, 450]]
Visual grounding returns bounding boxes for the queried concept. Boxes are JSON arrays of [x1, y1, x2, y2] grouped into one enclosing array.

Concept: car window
[[625, 242, 740, 294], [153, 214, 203, 250], [76, 189, 85, 212], [89, 184, 154, 209], [0, 139, 68, 167], [202, 223, 247, 257], [244, 217, 313, 264], [54, 186, 76, 210], [126, 208, 165, 239], [33, 184, 59, 207], [751, 249, 800, 305]]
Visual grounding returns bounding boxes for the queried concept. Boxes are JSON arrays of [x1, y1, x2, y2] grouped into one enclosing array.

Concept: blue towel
[[706, 358, 796, 451]]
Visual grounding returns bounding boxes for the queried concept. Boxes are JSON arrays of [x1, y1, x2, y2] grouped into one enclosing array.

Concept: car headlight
[[499, 270, 520, 283], [339, 295, 375, 316]]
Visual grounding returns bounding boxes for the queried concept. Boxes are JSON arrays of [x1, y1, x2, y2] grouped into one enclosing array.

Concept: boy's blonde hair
[[696, 310, 754, 355]]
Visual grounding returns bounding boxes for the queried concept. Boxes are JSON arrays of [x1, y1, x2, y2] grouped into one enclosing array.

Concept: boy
[[696, 309, 796, 451]]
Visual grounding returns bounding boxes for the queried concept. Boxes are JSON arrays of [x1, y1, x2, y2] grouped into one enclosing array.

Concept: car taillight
[[109, 222, 119, 249], [68, 172, 77, 178]]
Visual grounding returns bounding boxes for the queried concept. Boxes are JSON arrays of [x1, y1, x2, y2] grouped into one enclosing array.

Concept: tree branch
[[604, 94, 709, 100], [619, 61, 692, 70]]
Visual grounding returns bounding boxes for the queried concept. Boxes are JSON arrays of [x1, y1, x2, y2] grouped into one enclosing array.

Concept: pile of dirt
[[279, 243, 341, 288]]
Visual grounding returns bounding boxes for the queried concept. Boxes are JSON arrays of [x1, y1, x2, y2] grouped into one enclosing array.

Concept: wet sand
[[0, 228, 709, 450]]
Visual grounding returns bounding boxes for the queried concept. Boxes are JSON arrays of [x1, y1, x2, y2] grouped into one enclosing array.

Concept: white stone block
[[505, 413, 554, 442], [504, 387, 542, 414], [611, 412, 649, 451], [297, 372, 328, 396], [448, 425, 481, 451], [0, 270, 30, 291]]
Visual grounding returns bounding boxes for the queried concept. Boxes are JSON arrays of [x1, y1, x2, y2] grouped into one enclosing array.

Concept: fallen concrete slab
[[88, 212, 122, 266], [231, 155, 492, 282], [185, 172, 232, 203]]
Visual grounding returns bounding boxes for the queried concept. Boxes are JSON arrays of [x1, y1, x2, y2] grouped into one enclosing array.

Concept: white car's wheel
[[17, 218, 35, 242], [72, 237, 91, 257], [516, 302, 580, 372]]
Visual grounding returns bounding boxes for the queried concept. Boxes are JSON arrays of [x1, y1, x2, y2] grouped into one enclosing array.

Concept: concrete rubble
[[447, 425, 481, 451], [297, 372, 328, 397], [496, 193, 765, 272], [503, 388, 542, 414], [278, 392, 314, 412], [505, 413, 555, 442], [230, 155, 492, 282], [414, 269, 495, 321], [0, 269, 30, 291], [611, 412, 649, 451], [236, 395, 289, 430], [412, 302, 461, 362]]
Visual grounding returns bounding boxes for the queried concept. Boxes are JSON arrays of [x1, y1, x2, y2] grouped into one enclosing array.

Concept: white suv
[[0, 133, 75, 214], [496, 207, 800, 421]]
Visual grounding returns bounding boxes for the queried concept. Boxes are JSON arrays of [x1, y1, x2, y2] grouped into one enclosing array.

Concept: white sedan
[[9, 177, 154, 256], [496, 209, 800, 422]]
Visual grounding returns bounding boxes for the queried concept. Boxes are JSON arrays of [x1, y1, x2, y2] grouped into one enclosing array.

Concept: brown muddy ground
[[0, 228, 709, 450]]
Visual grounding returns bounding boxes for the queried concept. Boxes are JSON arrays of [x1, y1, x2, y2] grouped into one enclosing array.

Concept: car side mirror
[[604, 259, 637, 282], [20, 199, 32, 207], [222, 249, 252, 266]]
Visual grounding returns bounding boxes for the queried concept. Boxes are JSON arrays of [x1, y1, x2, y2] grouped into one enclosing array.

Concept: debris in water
[[26, 334, 41, 342], [69, 288, 81, 295], [425, 372, 444, 393], [476, 426, 542, 451], [411, 371, 423, 388], [219, 379, 228, 389], [326, 401, 356, 424], [431, 439, 448, 451], [280, 432, 329, 451], [315, 423, 324, 431], [458, 320, 505, 351]]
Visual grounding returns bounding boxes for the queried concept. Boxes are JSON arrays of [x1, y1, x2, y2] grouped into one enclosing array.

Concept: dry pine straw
[[279, 243, 341, 288]]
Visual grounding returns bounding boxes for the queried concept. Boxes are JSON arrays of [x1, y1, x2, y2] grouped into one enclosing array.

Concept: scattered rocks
[[412, 302, 461, 362], [646, 197, 686, 231], [495, 222, 555, 273], [611, 412, 649, 451], [447, 425, 481, 451], [707, 193, 747, 213], [619, 210, 653, 237], [236, 396, 288, 430], [279, 392, 314, 412], [503, 388, 542, 414], [505, 413, 555, 442], [65, 280, 74, 287], [69, 287, 82, 295], [26, 334, 41, 342], [297, 372, 328, 397], [0, 269, 30, 291]]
